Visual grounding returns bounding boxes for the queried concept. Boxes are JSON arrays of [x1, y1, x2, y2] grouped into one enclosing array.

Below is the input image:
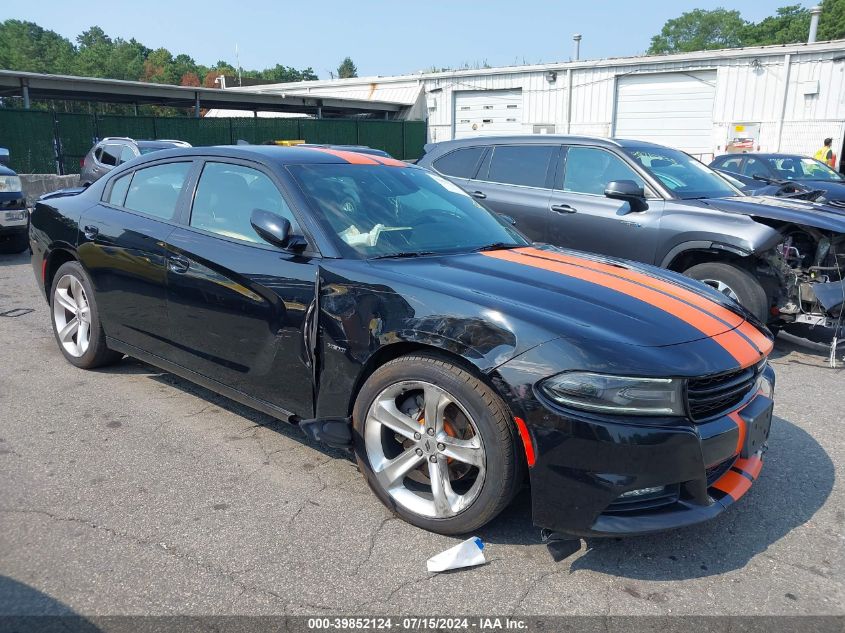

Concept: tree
[[818, 0, 845, 40], [337, 56, 358, 78], [648, 9, 747, 54], [141, 48, 176, 83], [0, 20, 75, 74], [743, 5, 810, 46]]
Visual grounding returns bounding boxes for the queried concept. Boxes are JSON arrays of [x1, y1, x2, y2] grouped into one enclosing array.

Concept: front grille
[[686, 362, 762, 421]]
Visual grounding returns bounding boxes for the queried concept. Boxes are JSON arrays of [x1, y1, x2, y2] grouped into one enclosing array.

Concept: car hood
[[0, 164, 17, 177], [367, 246, 756, 349], [677, 195, 845, 231]]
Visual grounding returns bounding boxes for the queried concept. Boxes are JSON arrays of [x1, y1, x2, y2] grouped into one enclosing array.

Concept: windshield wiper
[[369, 251, 437, 260], [471, 242, 523, 252]]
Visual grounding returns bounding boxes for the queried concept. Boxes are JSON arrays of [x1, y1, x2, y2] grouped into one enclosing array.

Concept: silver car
[[79, 137, 191, 185]]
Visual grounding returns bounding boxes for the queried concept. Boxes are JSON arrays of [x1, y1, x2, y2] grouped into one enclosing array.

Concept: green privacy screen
[[0, 109, 428, 173]]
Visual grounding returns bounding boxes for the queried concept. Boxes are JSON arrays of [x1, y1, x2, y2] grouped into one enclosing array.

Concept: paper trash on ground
[[427, 537, 487, 572]]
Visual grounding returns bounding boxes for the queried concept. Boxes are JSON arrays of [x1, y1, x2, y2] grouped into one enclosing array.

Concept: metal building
[[232, 40, 845, 163]]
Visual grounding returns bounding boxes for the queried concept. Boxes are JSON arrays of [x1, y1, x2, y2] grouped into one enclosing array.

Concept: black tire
[[684, 261, 769, 322], [353, 354, 525, 535], [0, 231, 29, 254], [49, 261, 122, 369]]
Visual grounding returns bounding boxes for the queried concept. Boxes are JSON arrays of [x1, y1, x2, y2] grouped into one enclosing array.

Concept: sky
[[1, 1, 816, 79]]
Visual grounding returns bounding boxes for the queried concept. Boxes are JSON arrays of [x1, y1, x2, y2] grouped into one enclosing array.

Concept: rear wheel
[[50, 261, 122, 369], [353, 354, 524, 534], [684, 261, 769, 322]]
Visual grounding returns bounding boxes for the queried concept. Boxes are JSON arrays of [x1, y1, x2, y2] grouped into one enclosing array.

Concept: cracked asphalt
[[0, 250, 843, 617]]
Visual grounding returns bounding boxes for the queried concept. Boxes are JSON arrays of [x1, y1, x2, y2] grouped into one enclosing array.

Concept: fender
[[658, 230, 783, 270]]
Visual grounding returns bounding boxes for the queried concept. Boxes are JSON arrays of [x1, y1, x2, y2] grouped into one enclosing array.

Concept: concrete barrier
[[20, 174, 80, 207]]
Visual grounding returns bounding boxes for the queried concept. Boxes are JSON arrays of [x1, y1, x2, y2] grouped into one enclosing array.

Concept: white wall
[[240, 41, 845, 159]]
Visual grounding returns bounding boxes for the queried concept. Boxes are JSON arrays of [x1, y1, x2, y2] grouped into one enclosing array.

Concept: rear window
[[484, 145, 556, 188], [123, 162, 192, 220], [107, 173, 131, 206], [432, 147, 485, 179], [100, 144, 121, 167]]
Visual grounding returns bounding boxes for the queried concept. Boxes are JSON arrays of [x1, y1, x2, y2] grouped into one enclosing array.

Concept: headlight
[[0, 175, 22, 193], [539, 372, 684, 416]]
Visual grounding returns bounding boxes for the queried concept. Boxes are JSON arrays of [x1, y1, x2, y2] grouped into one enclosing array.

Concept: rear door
[[78, 159, 197, 358], [165, 159, 317, 417], [429, 146, 487, 193], [548, 145, 664, 264], [468, 144, 559, 242]]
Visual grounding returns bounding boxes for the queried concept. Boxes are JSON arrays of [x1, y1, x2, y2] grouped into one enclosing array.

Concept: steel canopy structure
[[0, 70, 406, 118]]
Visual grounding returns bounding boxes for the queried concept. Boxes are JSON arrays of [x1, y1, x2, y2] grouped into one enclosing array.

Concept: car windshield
[[289, 164, 527, 258], [624, 147, 741, 199], [766, 157, 843, 182]]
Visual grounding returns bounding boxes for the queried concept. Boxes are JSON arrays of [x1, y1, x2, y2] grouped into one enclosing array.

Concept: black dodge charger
[[29, 145, 776, 536]]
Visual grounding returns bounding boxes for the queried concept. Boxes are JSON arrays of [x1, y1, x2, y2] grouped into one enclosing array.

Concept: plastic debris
[[426, 536, 486, 572]]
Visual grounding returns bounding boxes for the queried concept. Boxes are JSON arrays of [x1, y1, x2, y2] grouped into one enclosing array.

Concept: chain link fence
[[0, 109, 427, 174]]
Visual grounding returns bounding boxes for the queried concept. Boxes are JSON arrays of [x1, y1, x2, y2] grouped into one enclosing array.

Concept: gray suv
[[419, 135, 845, 342], [80, 137, 191, 185]]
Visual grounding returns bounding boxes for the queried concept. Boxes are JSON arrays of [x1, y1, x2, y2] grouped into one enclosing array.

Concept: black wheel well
[[44, 249, 77, 295], [666, 249, 748, 274], [346, 342, 486, 418]]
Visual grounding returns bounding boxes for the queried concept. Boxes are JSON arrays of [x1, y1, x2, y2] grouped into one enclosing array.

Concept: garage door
[[614, 71, 716, 156], [454, 89, 523, 139]]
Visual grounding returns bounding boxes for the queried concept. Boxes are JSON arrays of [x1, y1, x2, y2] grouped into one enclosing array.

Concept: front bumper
[[508, 363, 776, 537]]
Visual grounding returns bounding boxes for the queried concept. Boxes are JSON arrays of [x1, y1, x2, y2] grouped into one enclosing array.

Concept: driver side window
[[561, 147, 646, 196], [190, 162, 297, 244]]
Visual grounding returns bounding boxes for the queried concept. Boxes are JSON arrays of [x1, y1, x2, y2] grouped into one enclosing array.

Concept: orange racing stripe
[[519, 247, 745, 328], [305, 147, 381, 165], [368, 154, 407, 167], [482, 249, 763, 366], [734, 455, 763, 480], [520, 246, 774, 360], [712, 469, 753, 500]]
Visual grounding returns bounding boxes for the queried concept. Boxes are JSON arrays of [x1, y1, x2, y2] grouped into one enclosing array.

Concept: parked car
[[79, 137, 191, 185], [30, 145, 775, 537], [418, 136, 845, 342], [0, 148, 29, 254], [710, 153, 845, 205]]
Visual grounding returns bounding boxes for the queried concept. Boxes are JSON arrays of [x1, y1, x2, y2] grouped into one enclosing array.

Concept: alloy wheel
[[364, 380, 486, 519], [53, 274, 92, 357], [700, 278, 740, 302]]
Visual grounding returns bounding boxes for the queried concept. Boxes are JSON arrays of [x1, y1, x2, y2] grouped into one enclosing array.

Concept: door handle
[[83, 224, 99, 239], [471, 191, 487, 199], [550, 203, 577, 214], [168, 254, 190, 274]]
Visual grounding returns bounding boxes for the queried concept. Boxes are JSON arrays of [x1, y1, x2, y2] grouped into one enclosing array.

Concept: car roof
[[720, 153, 813, 160], [135, 140, 188, 149], [125, 145, 409, 167], [423, 135, 670, 153]]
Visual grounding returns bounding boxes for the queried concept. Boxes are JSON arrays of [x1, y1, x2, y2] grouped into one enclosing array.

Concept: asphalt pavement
[[0, 250, 843, 617]]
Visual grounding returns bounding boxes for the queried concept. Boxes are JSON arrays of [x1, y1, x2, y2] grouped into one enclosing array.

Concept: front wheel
[[353, 354, 524, 535], [50, 261, 122, 369], [684, 261, 769, 323]]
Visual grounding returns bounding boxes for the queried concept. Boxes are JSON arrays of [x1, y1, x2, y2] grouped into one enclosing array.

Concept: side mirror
[[604, 179, 648, 212], [250, 209, 297, 249], [0, 148, 9, 166]]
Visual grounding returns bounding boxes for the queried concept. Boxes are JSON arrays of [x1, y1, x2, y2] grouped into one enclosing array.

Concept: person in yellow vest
[[814, 137, 836, 168]]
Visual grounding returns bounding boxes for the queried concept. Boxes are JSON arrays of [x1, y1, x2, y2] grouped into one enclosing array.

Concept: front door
[[548, 146, 664, 264], [165, 159, 317, 417]]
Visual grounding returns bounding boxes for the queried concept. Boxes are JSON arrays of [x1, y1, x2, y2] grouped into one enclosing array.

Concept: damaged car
[[30, 145, 775, 537], [419, 136, 845, 344]]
